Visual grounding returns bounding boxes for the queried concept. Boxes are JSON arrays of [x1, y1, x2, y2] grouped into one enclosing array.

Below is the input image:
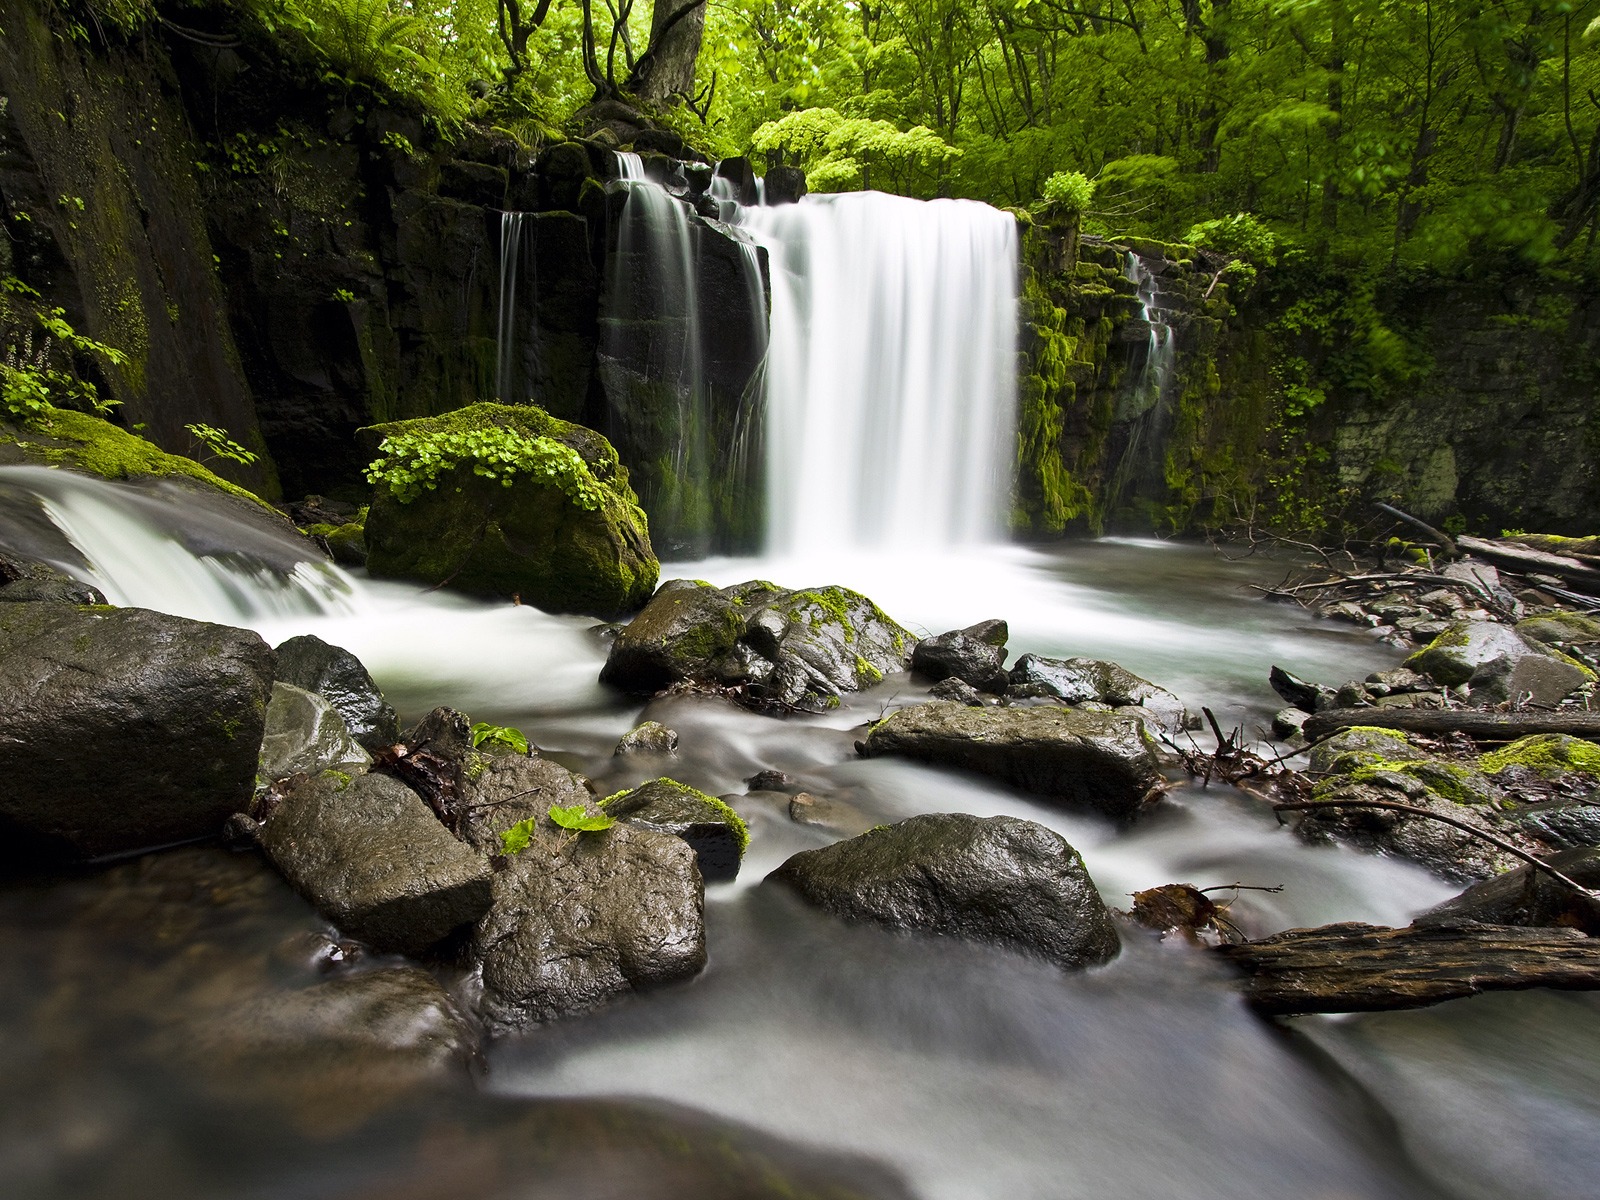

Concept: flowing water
[[3, 186, 1597, 1199]]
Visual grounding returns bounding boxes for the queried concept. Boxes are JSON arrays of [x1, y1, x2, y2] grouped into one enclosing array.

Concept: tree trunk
[[631, 0, 708, 103]]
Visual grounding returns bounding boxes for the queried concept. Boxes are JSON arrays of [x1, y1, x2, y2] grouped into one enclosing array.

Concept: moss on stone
[[611, 776, 750, 852], [0, 407, 275, 511], [1480, 734, 1600, 780]]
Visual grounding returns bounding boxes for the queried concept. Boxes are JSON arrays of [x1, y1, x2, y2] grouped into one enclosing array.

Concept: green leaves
[[365, 426, 605, 509], [547, 804, 616, 833], [471, 722, 531, 754], [184, 423, 260, 466], [497, 803, 615, 855]]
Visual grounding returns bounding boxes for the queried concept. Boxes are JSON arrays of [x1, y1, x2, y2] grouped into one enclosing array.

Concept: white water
[[495, 211, 531, 403], [739, 193, 1019, 552], [1124, 251, 1176, 410]]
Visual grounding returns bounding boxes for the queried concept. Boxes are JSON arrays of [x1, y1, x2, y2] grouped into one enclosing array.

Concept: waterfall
[[1105, 252, 1178, 518], [1124, 252, 1176, 408], [737, 193, 1019, 553], [495, 211, 532, 402], [615, 152, 647, 182]]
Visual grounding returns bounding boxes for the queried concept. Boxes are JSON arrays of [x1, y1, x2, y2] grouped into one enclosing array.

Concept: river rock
[[1008, 653, 1190, 733], [930, 676, 986, 705], [472, 816, 705, 1030], [1517, 612, 1600, 646], [1405, 619, 1587, 691], [1467, 650, 1591, 707], [257, 682, 371, 786], [860, 701, 1163, 820], [614, 720, 679, 755], [1269, 665, 1336, 713], [788, 791, 876, 836], [0, 602, 273, 860], [257, 769, 493, 954], [768, 813, 1120, 969], [1416, 846, 1600, 934], [363, 403, 659, 618], [600, 578, 916, 711], [602, 777, 748, 882], [273, 634, 400, 751], [911, 620, 1009, 693], [765, 165, 808, 205], [456, 749, 596, 853], [0, 552, 105, 603]]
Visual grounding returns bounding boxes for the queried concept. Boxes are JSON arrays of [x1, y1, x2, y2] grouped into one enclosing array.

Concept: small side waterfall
[[739, 194, 1019, 553], [1105, 252, 1179, 519], [495, 211, 532, 402]]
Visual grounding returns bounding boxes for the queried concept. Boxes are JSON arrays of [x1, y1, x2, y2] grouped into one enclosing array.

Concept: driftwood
[[1215, 921, 1600, 1015], [1303, 707, 1600, 743], [1455, 535, 1600, 592]]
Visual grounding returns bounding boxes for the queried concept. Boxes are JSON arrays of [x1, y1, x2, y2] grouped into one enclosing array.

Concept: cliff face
[[1017, 220, 1600, 538]]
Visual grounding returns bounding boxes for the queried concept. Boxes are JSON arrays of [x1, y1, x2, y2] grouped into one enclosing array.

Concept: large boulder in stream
[[768, 814, 1120, 969], [1405, 619, 1592, 704], [1008, 653, 1191, 733], [362, 403, 658, 618], [600, 578, 916, 711], [0, 603, 274, 861], [256, 769, 493, 954], [273, 634, 399, 752], [911, 619, 1010, 693], [858, 701, 1165, 820]]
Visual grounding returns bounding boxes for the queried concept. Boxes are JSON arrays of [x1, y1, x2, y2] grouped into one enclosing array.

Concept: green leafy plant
[[498, 817, 538, 855], [2, 303, 127, 422], [1041, 171, 1094, 216], [470, 721, 530, 754], [184, 423, 260, 466], [497, 803, 615, 856], [364, 425, 605, 508]]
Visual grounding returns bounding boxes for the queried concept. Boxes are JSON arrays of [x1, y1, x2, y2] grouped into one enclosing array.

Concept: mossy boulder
[[603, 777, 749, 882], [600, 578, 916, 711], [1405, 620, 1581, 688], [1515, 612, 1600, 646], [1479, 734, 1600, 781], [362, 403, 658, 618]]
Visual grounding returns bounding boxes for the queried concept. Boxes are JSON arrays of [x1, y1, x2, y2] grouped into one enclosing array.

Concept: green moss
[[324, 768, 353, 791], [1346, 758, 1492, 805], [0, 407, 275, 511], [1480, 734, 1600, 780], [855, 654, 884, 683], [637, 777, 750, 852]]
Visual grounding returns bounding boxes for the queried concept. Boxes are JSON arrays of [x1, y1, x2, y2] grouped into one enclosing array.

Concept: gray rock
[[614, 720, 679, 756], [1416, 846, 1600, 934], [456, 751, 595, 854], [859, 701, 1164, 820], [1406, 620, 1584, 689], [1467, 651, 1590, 707], [911, 621, 1010, 693], [768, 813, 1120, 969], [404, 706, 475, 762], [1008, 653, 1189, 732], [473, 818, 705, 1030], [273, 634, 400, 752], [929, 676, 986, 705], [0, 603, 273, 860], [1269, 665, 1336, 713], [600, 579, 916, 711], [602, 777, 748, 882], [257, 682, 370, 786], [1507, 801, 1600, 851], [787, 791, 876, 836], [1366, 667, 1431, 691], [1271, 708, 1307, 740], [746, 769, 791, 792], [1517, 612, 1600, 646], [258, 770, 493, 954], [0, 551, 105, 604]]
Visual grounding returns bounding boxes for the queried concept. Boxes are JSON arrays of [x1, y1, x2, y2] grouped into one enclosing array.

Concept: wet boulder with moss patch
[[603, 777, 749, 882], [0, 602, 274, 861], [362, 403, 658, 618], [1405, 619, 1592, 705], [600, 578, 916, 711]]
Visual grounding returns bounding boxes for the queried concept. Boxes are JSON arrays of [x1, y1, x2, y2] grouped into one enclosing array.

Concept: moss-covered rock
[[1479, 734, 1600, 780], [361, 402, 658, 618], [603, 777, 749, 882], [599, 578, 915, 710], [1515, 612, 1600, 646]]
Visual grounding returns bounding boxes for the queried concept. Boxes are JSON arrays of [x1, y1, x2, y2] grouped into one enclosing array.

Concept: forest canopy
[[65, 0, 1600, 269]]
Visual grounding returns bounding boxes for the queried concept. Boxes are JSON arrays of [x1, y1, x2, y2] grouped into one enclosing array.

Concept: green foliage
[[470, 721, 530, 753], [1041, 171, 1093, 216], [184, 423, 260, 466], [547, 804, 616, 832], [1, 298, 127, 422], [751, 107, 959, 193], [498, 816, 537, 854], [365, 424, 606, 507]]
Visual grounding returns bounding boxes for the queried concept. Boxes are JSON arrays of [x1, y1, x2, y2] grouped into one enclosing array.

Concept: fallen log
[[1455, 535, 1600, 592], [1214, 921, 1600, 1015], [1303, 707, 1600, 743]]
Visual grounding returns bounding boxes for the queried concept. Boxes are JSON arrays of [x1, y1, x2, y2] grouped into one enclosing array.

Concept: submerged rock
[[363, 403, 658, 618], [614, 720, 679, 756], [859, 701, 1164, 820], [602, 777, 748, 882], [0, 551, 104, 604], [911, 619, 1009, 693], [0, 603, 273, 860], [768, 813, 1120, 969], [273, 634, 399, 752], [1008, 653, 1190, 732], [256, 682, 371, 786], [257, 769, 493, 954], [600, 578, 916, 710], [472, 816, 705, 1031]]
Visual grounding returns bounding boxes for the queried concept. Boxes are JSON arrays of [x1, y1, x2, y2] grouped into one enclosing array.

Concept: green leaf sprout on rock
[[547, 804, 616, 833], [471, 721, 530, 754], [364, 425, 605, 509], [184, 423, 259, 466], [499, 817, 537, 855]]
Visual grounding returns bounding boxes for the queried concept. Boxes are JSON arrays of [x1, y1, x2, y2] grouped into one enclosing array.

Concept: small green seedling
[[499, 817, 537, 855], [498, 804, 615, 857], [471, 721, 530, 754]]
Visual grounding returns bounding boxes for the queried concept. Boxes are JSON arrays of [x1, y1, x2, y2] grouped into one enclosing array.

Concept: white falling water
[[738, 193, 1019, 553], [614, 151, 647, 182], [495, 211, 530, 402], [1124, 251, 1176, 410]]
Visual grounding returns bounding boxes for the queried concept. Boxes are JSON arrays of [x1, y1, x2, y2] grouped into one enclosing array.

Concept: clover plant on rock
[[362, 403, 659, 618], [768, 813, 1120, 969], [600, 578, 916, 711], [0, 602, 273, 861]]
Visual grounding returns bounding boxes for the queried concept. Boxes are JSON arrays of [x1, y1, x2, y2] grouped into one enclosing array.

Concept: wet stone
[[603, 777, 749, 882]]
